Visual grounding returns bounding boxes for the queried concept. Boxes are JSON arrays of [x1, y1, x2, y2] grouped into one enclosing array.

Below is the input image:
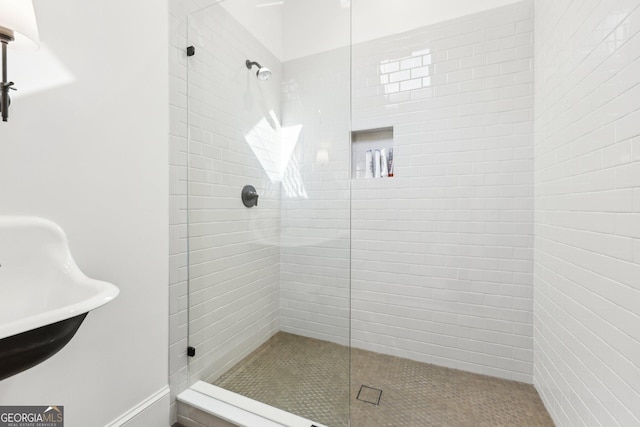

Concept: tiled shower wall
[[534, 0, 640, 425], [279, 48, 352, 344], [280, 1, 535, 382], [351, 1, 534, 382]]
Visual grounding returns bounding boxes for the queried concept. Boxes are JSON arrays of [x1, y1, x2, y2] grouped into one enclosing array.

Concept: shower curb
[[178, 381, 327, 427]]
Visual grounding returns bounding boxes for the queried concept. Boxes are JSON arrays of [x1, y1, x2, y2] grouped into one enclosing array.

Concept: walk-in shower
[[179, 0, 550, 425]]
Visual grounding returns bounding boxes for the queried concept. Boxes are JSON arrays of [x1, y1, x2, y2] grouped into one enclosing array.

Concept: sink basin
[[0, 216, 119, 380]]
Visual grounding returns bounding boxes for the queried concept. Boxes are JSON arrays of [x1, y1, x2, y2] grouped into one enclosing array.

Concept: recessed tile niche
[[351, 127, 394, 180]]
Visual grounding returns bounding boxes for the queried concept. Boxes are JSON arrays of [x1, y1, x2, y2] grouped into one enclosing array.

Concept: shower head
[[246, 59, 272, 81]]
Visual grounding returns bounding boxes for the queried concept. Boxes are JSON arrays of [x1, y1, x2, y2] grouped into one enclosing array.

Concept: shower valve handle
[[241, 185, 259, 208], [248, 191, 259, 205]]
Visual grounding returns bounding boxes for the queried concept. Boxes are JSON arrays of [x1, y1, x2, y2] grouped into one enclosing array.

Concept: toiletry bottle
[[365, 150, 374, 179]]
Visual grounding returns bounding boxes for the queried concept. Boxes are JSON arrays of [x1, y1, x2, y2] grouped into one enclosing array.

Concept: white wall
[[203, 0, 526, 62], [282, 0, 351, 61], [283, 0, 523, 61], [352, 0, 525, 45], [0, 0, 169, 426], [534, 0, 640, 425], [221, 0, 284, 60]]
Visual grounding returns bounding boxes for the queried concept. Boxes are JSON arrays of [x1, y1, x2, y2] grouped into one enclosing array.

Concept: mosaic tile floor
[[213, 332, 554, 427]]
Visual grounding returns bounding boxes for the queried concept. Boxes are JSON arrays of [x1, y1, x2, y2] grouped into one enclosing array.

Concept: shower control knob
[[241, 185, 259, 208]]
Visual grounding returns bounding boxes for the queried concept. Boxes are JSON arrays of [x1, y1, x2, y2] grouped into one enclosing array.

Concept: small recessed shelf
[[351, 127, 394, 180]]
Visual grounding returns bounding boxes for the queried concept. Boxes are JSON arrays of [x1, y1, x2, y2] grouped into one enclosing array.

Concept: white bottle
[[365, 150, 374, 179], [381, 148, 389, 177]]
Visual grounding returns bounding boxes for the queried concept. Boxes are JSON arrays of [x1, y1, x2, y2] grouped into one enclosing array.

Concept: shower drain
[[356, 385, 382, 405]]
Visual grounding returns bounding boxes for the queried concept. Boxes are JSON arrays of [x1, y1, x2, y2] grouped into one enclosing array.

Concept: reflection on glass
[[379, 48, 433, 94], [243, 109, 306, 197]]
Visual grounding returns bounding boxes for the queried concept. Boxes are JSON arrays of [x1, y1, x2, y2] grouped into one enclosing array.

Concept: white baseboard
[[106, 386, 170, 427]]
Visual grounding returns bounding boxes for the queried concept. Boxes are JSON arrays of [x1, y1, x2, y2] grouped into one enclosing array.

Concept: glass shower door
[[186, 2, 351, 426]]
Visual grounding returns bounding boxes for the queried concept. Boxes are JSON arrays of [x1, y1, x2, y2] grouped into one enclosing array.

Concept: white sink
[[0, 216, 119, 379]]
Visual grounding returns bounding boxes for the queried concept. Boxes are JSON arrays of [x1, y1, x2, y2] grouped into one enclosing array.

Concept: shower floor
[[213, 332, 554, 427]]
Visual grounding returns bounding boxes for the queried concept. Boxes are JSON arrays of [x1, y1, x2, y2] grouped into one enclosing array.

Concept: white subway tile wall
[[349, 0, 534, 382], [279, 47, 352, 344], [534, 0, 640, 425]]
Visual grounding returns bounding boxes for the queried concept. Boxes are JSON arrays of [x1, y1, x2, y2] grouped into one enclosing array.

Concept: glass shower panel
[[186, 1, 351, 426]]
